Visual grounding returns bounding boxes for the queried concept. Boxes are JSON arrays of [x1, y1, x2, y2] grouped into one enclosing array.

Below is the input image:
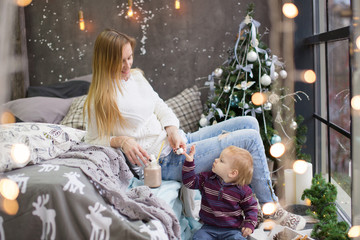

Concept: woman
[[84, 29, 306, 231]]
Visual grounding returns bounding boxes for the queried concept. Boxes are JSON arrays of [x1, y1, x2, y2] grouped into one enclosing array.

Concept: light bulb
[[0, 179, 19, 200], [351, 95, 360, 110], [293, 160, 308, 174], [282, 3, 298, 18], [127, 5, 133, 17], [269, 142, 285, 158], [348, 225, 360, 238], [79, 10, 85, 31], [303, 70, 316, 83], [251, 92, 266, 106], [11, 143, 30, 164], [1, 111, 15, 124], [16, 0, 32, 7], [175, 0, 180, 9], [1, 199, 19, 215], [262, 202, 277, 215]]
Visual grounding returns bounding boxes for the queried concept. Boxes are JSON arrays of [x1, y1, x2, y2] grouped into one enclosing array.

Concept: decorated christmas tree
[[201, 4, 310, 163]]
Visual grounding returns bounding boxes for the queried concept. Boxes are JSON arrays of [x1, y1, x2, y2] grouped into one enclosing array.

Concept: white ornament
[[272, 72, 279, 81], [260, 74, 272, 86], [214, 68, 223, 78], [199, 116, 208, 127], [251, 39, 259, 48], [263, 102, 272, 110], [266, 60, 272, 66], [224, 85, 231, 93], [176, 148, 184, 155], [280, 70, 288, 79], [246, 51, 258, 62], [290, 120, 298, 130], [268, 93, 280, 104]]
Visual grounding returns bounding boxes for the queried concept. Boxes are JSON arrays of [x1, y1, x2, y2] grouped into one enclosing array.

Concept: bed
[[0, 79, 204, 240]]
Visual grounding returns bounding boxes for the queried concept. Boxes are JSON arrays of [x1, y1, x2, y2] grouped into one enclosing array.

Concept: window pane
[[327, 40, 350, 132], [330, 128, 351, 196], [328, 0, 351, 31]]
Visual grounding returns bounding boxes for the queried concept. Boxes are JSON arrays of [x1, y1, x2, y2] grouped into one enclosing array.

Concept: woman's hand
[[111, 136, 149, 166], [165, 126, 186, 153]]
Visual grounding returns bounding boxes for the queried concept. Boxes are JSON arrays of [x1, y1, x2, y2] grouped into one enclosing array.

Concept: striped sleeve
[[240, 187, 258, 231], [182, 160, 206, 190]]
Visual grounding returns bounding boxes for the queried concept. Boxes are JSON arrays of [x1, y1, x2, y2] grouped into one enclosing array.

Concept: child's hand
[[183, 145, 196, 162], [241, 227, 252, 237]]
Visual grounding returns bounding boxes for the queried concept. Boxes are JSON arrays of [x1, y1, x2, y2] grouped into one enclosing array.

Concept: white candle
[[295, 162, 313, 204], [284, 169, 296, 206]]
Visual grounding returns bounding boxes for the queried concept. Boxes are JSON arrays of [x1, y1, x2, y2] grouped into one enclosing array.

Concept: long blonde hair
[[84, 29, 136, 139]]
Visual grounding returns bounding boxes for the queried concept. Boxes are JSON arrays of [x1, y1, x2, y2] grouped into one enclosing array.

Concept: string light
[[16, 0, 32, 7], [262, 219, 276, 230], [262, 202, 277, 215], [78, 10, 85, 31], [282, 3, 298, 19], [128, 0, 134, 17], [11, 143, 31, 164], [356, 36, 360, 49], [1, 198, 19, 215], [269, 142, 285, 158], [348, 225, 360, 238], [1, 111, 15, 124], [302, 69, 316, 83], [251, 92, 266, 105], [175, 0, 180, 10], [351, 95, 360, 110], [293, 160, 308, 174], [0, 178, 19, 201]]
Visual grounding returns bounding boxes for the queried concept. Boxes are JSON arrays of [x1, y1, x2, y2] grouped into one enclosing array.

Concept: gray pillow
[[2, 97, 74, 124]]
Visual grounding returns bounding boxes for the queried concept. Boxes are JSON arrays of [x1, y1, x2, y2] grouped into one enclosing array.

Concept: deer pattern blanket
[[0, 123, 181, 240]]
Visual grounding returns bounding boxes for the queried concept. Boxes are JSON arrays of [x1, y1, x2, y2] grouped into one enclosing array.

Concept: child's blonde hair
[[224, 146, 253, 186]]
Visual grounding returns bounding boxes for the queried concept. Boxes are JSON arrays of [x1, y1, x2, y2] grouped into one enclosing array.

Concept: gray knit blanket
[[46, 142, 181, 239]]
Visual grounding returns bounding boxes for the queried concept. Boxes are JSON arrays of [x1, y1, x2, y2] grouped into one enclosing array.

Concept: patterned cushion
[[165, 85, 203, 133], [60, 95, 87, 130]]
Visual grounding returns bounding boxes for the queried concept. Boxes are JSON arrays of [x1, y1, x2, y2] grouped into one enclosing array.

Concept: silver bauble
[[260, 74, 272, 86], [199, 117, 208, 127], [224, 85, 231, 93], [263, 101, 272, 110], [272, 72, 279, 81], [268, 93, 280, 104], [290, 120, 298, 130], [246, 51, 258, 62], [280, 69, 288, 79], [214, 68, 223, 78]]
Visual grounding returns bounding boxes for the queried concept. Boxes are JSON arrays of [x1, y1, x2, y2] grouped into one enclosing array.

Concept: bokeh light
[[293, 160, 308, 174], [262, 202, 277, 215], [305, 198, 311, 206], [263, 219, 276, 231], [303, 70, 316, 83], [1, 111, 15, 124], [282, 3, 298, 19], [11, 143, 31, 164], [175, 0, 180, 9], [348, 225, 360, 238], [269, 142, 285, 158], [351, 95, 360, 110], [251, 92, 266, 106], [0, 178, 19, 200], [1, 198, 19, 215], [356, 36, 360, 50], [16, 0, 32, 7]]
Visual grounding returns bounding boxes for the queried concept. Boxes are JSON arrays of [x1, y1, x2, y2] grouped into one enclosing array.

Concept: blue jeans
[[193, 224, 246, 240], [159, 116, 278, 204]]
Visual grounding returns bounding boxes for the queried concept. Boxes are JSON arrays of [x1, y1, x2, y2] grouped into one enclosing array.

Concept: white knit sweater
[[85, 69, 181, 157]]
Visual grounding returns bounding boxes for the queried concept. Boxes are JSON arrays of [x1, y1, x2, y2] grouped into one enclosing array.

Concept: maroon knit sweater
[[182, 160, 258, 231]]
